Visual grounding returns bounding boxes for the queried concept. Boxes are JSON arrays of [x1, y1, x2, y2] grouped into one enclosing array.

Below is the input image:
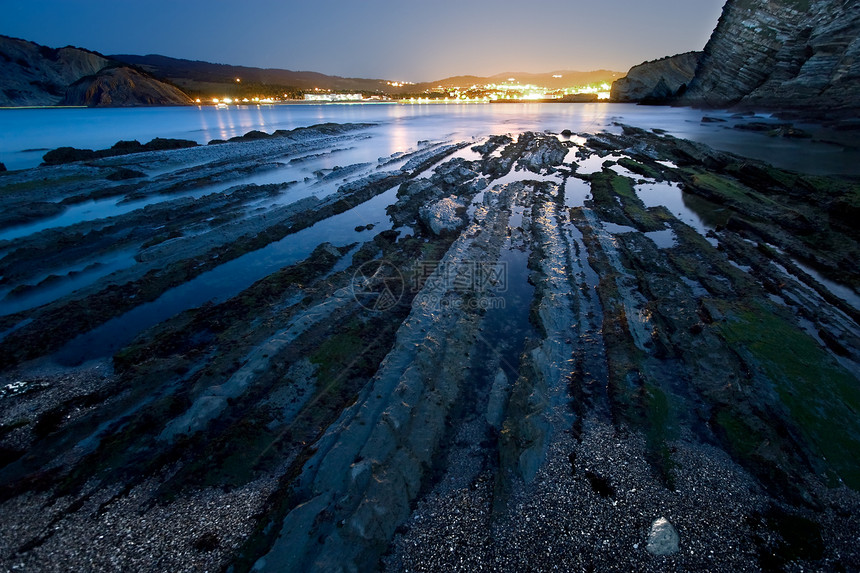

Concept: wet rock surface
[[0, 122, 859, 572]]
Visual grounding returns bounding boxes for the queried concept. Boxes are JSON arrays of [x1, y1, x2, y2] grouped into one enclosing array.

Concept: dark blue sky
[[1, 0, 725, 81]]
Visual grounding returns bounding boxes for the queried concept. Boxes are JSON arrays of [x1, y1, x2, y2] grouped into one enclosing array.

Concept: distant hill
[[111, 54, 624, 97], [0, 35, 192, 107], [415, 70, 624, 91], [110, 54, 393, 97]]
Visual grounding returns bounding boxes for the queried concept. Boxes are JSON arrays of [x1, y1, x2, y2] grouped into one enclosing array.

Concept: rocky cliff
[[610, 52, 702, 103], [682, 0, 860, 114], [0, 35, 191, 107], [0, 36, 109, 106], [60, 67, 193, 106]]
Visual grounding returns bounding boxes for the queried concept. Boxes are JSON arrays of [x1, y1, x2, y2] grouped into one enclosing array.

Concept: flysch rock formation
[[0, 35, 191, 107], [682, 0, 860, 115], [0, 125, 859, 572], [610, 52, 702, 103]]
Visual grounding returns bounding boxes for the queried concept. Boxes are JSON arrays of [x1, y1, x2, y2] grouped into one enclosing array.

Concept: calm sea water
[[1, 102, 858, 175]]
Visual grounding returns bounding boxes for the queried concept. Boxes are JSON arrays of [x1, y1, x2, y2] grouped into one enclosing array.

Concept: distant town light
[[552, 74, 563, 78], [236, 78, 241, 82]]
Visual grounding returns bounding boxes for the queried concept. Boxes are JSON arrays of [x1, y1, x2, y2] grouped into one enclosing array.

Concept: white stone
[[647, 517, 680, 555]]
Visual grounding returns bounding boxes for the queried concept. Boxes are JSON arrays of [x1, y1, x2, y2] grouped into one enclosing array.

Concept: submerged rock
[[646, 517, 680, 555]]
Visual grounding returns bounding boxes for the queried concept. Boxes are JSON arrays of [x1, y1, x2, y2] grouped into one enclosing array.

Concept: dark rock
[[42, 146, 98, 165], [682, 0, 860, 117], [111, 140, 144, 153], [43, 138, 197, 165], [0, 162, 6, 172], [610, 52, 702, 103], [228, 130, 271, 142], [772, 126, 813, 139], [734, 122, 792, 132], [142, 137, 197, 151], [702, 116, 727, 123], [106, 168, 147, 181]]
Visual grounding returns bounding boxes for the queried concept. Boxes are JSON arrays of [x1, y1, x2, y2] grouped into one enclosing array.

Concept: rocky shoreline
[[0, 121, 858, 571]]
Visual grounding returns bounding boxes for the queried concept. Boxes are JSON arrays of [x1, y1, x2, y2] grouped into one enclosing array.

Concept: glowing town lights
[[236, 78, 241, 83], [552, 74, 563, 78], [212, 98, 219, 103], [195, 98, 202, 103]]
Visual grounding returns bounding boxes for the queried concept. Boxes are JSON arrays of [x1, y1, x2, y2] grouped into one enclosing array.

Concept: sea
[[1, 102, 858, 176]]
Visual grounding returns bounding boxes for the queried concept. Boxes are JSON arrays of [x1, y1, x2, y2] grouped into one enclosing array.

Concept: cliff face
[[610, 52, 702, 103], [61, 67, 193, 107], [0, 36, 109, 106], [683, 0, 860, 113], [0, 35, 191, 107]]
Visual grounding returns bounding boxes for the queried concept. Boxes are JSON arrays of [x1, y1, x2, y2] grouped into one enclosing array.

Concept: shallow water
[[0, 248, 137, 316], [635, 180, 722, 246], [53, 185, 401, 364], [2, 104, 858, 363]]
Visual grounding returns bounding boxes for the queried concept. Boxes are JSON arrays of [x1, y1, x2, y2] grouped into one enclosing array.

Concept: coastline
[[0, 118, 858, 571]]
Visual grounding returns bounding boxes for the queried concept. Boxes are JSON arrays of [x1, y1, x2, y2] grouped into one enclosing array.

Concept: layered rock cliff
[[0, 35, 191, 107], [610, 52, 702, 103], [682, 0, 860, 114]]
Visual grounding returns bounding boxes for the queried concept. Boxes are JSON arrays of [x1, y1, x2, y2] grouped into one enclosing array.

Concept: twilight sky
[[1, 0, 725, 81]]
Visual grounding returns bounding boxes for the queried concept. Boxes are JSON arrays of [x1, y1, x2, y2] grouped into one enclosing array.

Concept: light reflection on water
[[635, 180, 725, 244], [54, 185, 402, 365], [2, 104, 859, 175]]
